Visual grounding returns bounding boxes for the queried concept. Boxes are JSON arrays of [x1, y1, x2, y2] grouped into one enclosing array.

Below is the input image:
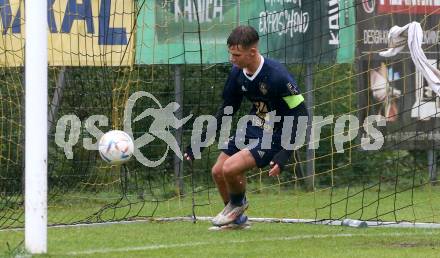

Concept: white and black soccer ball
[[98, 130, 134, 165]]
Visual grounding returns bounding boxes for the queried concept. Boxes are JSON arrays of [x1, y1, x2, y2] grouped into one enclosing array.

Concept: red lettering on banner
[[377, 0, 440, 14]]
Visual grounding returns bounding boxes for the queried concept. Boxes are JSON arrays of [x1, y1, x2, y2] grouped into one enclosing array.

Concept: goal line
[[3, 216, 440, 232]]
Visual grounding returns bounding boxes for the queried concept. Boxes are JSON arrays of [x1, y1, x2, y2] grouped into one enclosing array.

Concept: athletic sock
[[230, 192, 246, 206]]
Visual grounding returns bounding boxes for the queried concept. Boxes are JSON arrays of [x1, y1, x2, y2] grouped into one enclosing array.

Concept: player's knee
[[211, 163, 223, 179], [221, 160, 236, 178]]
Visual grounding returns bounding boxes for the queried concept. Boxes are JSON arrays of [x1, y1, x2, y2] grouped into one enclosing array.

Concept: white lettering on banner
[[387, 0, 440, 6], [363, 30, 389, 44], [265, 0, 302, 7], [377, 0, 440, 13], [328, 0, 339, 45], [362, 0, 375, 13], [259, 9, 309, 37], [423, 30, 440, 44], [174, 0, 223, 23], [363, 30, 440, 45]]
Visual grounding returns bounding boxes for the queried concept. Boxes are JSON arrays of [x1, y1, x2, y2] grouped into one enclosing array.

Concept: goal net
[[0, 0, 439, 230]]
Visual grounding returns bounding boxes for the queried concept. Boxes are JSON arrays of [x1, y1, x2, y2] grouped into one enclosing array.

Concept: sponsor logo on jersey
[[287, 82, 299, 94], [259, 82, 268, 95]]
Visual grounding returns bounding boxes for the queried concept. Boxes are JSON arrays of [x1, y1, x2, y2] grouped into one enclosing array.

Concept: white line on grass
[[3, 216, 440, 233], [64, 231, 440, 256]]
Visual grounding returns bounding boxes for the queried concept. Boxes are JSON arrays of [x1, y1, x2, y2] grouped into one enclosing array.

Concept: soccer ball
[[98, 130, 134, 165]]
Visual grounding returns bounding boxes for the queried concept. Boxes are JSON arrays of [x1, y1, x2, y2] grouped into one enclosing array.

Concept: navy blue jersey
[[193, 56, 307, 165], [219, 56, 303, 135]]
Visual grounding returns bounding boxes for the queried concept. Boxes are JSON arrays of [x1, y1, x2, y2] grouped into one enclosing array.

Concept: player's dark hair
[[227, 26, 259, 48]]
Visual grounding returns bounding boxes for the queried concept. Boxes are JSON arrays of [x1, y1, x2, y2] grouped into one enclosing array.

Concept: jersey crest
[[259, 82, 268, 95]]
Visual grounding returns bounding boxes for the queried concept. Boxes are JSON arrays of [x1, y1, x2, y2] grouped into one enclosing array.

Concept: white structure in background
[[380, 21, 440, 120], [412, 59, 440, 120], [370, 62, 401, 121]]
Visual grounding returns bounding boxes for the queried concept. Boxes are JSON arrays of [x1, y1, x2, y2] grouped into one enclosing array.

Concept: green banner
[[136, 0, 237, 64], [242, 1, 313, 63], [337, 0, 356, 63], [136, 0, 355, 64], [245, 0, 355, 63]]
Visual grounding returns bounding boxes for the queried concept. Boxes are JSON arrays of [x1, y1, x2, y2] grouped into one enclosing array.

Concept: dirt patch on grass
[[389, 241, 439, 248]]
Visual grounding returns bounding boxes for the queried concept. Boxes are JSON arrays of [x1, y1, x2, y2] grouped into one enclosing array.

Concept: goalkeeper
[[184, 26, 308, 228]]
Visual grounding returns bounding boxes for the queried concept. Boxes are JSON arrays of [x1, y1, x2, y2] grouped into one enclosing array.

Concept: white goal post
[[25, 0, 48, 254]]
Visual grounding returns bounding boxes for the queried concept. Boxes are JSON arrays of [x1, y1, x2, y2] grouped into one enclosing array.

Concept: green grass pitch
[[1, 187, 439, 257], [2, 221, 440, 257]]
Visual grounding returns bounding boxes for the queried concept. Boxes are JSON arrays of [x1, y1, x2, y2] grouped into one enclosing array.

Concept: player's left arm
[[269, 70, 307, 176]]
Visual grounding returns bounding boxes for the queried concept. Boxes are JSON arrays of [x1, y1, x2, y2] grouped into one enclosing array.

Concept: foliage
[[0, 63, 436, 194]]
